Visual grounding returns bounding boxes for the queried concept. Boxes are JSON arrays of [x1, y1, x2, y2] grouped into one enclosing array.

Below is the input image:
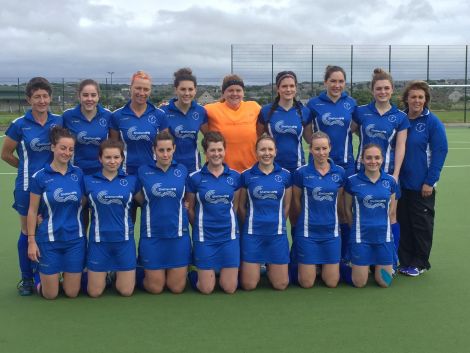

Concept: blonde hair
[[131, 70, 152, 85]]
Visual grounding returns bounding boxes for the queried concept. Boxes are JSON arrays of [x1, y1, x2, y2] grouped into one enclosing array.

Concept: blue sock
[[18, 232, 33, 279], [340, 262, 355, 287], [380, 269, 393, 287], [80, 271, 88, 294], [288, 263, 299, 286], [33, 271, 41, 294], [392, 223, 400, 270], [135, 265, 145, 290], [188, 270, 198, 291], [290, 226, 296, 238], [340, 223, 350, 261]]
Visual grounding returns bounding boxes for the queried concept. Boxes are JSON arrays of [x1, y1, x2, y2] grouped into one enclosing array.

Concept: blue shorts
[[13, 189, 29, 216], [193, 239, 240, 270], [292, 236, 341, 265], [37, 237, 86, 275], [87, 240, 136, 272], [241, 234, 289, 265], [138, 236, 191, 270], [350, 241, 394, 266]]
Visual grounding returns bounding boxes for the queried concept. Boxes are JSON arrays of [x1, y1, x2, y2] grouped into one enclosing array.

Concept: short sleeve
[[5, 120, 21, 142], [186, 173, 198, 194], [109, 112, 118, 130], [344, 177, 353, 195], [293, 168, 304, 188], [30, 173, 43, 196]]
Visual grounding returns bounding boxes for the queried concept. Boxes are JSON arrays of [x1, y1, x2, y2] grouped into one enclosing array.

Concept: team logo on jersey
[[127, 126, 150, 141], [99, 118, 108, 127], [363, 195, 386, 209], [226, 177, 234, 185], [204, 190, 230, 204], [331, 174, 340, 182], [97, 190, 123, 205], [321, 113, 344, 127], [388, 115, 397, 123], [382, 180, 390, 189], [53, 188, 79, 203], [344, 102, 352, 110], [174, 169, 182, 177], [312, 187, 334, 202], [174, 125, 195, 139], [253, 186, 278, 200], [416, 123, 426, 132], [274, 120, 298, 135], [120, 179, 128, 186], [274, 175, 283, 183], [148, 115, 157, 124], [77, 131, 101, 146], [192, 112, 200, 120], [151, 183, 177, 197], [30, 138, 51, 152], [365, 124, 387, 139], [70, 173, 79, 182]]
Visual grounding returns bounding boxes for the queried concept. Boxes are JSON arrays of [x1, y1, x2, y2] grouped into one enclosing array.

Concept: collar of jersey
[[367, 101, 400, 116], [25, 110, 55, 124], [251, 162, 282, 175], [308, 158, 338, 176], [318, 91, 348, 104], [168, 98, 197, 114], [357, 169, 387, 184], [44, 163, 76, 175], [93, 168, 127, 180], [121, 100, 156, 117], [201, 163, 230, 176], [71, 104, 107, 121]]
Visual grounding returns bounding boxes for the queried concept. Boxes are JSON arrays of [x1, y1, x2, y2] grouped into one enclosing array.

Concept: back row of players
[[1, 66, 448, 298]]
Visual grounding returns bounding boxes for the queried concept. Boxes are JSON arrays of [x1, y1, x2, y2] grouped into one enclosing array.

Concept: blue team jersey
[[5, 111, 62, 192], [353, 101, 409, 173], [138, 161, 189, 238], [307, 91, 356, 166], [241, 163, 292, 236], [345, 170, 397, 244], [30, 164, 84, 243], [62, 104, 112, 172], [160, 98, 208, 173], [84, 171, 140, 242], [258, 102, 310, 170], [110, 101, 168, 173], [400, 109, 448, 191], [293, 161, 345, 239], [187, 164, 241, 243]]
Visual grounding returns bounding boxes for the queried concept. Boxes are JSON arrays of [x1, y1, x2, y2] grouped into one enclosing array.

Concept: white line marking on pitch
[[449, 148, 470, 150], [444, 165, 470, 168]]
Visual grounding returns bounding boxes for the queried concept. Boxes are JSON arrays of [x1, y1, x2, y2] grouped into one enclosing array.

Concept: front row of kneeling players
[[26, 126, 397, 298]]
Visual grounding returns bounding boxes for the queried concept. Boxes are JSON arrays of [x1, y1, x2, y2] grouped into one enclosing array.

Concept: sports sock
[[18, 232, 33, 279], [339, 262, 354, 287], [288, 263, 299, 286], [340, 223, 350, 261], [80, 271, 88, 294], [380, 269, 392, 287], [188, 270, 198, 291], [135, 265, 145, 290]]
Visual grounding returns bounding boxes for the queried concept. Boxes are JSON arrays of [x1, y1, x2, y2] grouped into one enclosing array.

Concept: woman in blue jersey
[[290, 132, 345, 288], [26, 126, 85, 299], [160, 68, 207, 173], [1, 77, 62, 296], [84, 139, 140, 297], [109, 70, 168, 175], [136, 131, 191, 294], [238, 134, 292, 290], [344, 143, 397, 288], [63, 79, 111, 175], [352, 68, 409, 263], [258, 71, 310, 174], [397, 81, 448, 276], [306, 66, 357, 259], [186, 131, 241, 294]]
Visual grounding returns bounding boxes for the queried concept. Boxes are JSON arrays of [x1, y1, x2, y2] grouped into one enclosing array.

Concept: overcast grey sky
[[1, 0, 469, 82]]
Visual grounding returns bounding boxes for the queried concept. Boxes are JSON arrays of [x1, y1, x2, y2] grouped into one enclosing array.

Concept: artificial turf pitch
[[0, 128, 469, 353]]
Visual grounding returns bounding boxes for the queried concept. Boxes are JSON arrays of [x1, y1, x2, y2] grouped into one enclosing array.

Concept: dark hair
[[99, 139, 124, 158], [324, 65, 346, 82], [201, 131, 225, 151], [361, 143, 383, 159], [78, 79, 101, 96], [174, 68, 197, 88], [25, 77, 52, 98], [371, 68, 393, 90], [221, 74, 244, 96], [264, 70, 303, 129], [49, 126, 75, 145], [310, 131, 331, 146], [255, 133, 276, 150], [401, 80, 431, 109], [154, 130, 175, 147]]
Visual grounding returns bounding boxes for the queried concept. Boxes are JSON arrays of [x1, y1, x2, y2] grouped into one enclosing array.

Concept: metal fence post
[[17, 77, 21, 113], [62, 78, 65, 112], [271, 44, 274, 100], [388, 45, 392, 73], [465, 45, 468, 123], [231, 44, 233, 74], [350, 45, 354, 95], [426, 45, 430, 82], [311, 45, 314, 96]]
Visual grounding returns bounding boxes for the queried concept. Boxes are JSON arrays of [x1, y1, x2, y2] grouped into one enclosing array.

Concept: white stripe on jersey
[[21, 140, 29, 191], [142, 188, 151, 238], [277, 188, 285, 235], [43, 192, 54, 242], [247, 192, 254, 235], [124, 193, 132, 240], [357, 127, 365, 171], [297, 126, 304, 167], [385, 130, 396, 173], [344, 124, 351, 164], [230, 201, 236, 240], [386, 200, 391, 242], [77, 204, 84, 238], [178, 186, 185, 237], [303, 187, 308, 237], [334, 196, 339, 237], [194, 149, 200, 170], [89, 195, 101, 242], [354, 196, 361, 243], [120, 131, 128, 173], [196, 192, 204, 242]]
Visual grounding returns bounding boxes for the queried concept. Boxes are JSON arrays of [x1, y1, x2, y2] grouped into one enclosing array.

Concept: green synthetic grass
[[0, 129, 469, 353]]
